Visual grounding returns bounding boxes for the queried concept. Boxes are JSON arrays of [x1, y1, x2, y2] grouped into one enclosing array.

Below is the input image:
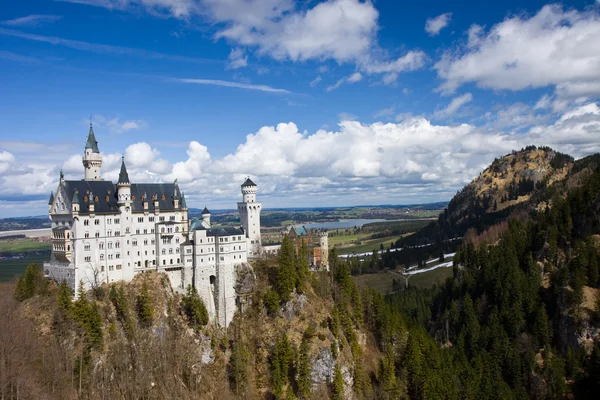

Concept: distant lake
[[295, 219, 393, 230]]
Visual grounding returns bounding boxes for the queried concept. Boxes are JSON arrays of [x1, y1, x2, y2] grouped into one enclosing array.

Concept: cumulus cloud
[[434, 93, 473, 118], [435, 5, 600, 97], [3, 102, 600, 216], [63, 0, 426, 79], [425, 12, 452, 36], [91, 115, 146, 133]]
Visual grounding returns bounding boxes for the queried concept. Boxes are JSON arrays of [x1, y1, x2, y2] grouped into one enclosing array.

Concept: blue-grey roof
[[48, 191, 54, 205], [201, 206, 210, 215], [241, 178, 256, 187], [207, 227, 244, 237], [189, 219, 205, 231], [118, 158, 130, 184], [85, 125, 100, 153], [62, 180, 182, 215]]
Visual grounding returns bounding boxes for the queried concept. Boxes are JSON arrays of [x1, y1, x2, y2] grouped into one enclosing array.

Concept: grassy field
[[337, 235, 406, 255], [354, 266, 453, 294], [0, 239, 51, 253], [0, 255, 48, 282]]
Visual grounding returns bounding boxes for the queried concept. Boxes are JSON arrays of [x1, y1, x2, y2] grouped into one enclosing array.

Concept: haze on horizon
[[1, 0, 600, 218]]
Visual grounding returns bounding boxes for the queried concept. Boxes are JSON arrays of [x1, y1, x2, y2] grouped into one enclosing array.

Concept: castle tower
[[319, 232, 329, 270], [201, 206, 211, 228], [83, 123, 103, 181], [238, 178, 262, 256], [116, 157, 131, 205]]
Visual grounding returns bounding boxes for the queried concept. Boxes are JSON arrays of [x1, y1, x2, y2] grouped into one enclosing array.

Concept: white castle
[[44, 125, 262, 327]]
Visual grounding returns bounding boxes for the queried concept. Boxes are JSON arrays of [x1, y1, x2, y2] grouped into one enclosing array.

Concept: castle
[[44, 125, 263, 327]]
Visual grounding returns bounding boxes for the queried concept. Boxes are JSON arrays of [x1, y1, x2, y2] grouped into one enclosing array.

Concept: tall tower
[[238, 178, 262, 256], [82, 123, 102, 181], [116, 157, 131, 205]]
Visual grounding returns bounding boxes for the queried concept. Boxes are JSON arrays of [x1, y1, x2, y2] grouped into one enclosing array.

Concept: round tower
[[319, 231, 329, 269], [237, 178, 262, 256], [201, 206, 211, 228], [82, 123, 103, 181]]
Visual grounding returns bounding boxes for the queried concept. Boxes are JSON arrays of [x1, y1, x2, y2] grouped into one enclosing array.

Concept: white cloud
[[1, 14, 62, 27], [382, 72, 398, 85], [310, 76, 322, 87], [91, 115, 146, 133], [3, 102, 600, 217], [435, 5, 600, 97], [227, 47, 247, 69], [172, 77, 290, 93], [425, 12, 452, 36], [326, 72, 363, 91], [434, 93, 473, 118], [60, 0, 426, 79]]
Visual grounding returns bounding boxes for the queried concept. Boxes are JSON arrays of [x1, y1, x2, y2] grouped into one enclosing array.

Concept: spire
[[85, 122, 100, 153], [181, 192, 187, 209], [118, 156, 130, 184], [72, 190, 80, 204], [48, 191, 54, 205], [201, 206, 210, 215]]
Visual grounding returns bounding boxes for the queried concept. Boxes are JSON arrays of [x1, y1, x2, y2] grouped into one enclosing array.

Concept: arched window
[[108, 242, 113, 249], [170, 259, 173, 265]]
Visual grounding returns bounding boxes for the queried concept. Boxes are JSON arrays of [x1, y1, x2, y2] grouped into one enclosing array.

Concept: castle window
[[175, 227, 179, 233], [116, 265, 121, 270], [160, 216, 165, 222], [151, 229, 155, 234], [108, 242, 113, 249], [176, 238, 179, 244], [101, 265, 104, 271], [116, 253, 120, 259], [85, 232, 89, 239], [220, 257, 224, 261], [114, 218, 120, 224], [161, 195, 165, 200], [176, 248, 179, 254], [84, 256, 91, 262], [109, 265, 114, 271], [116, 241, 120, 248], [95, 219, 100, 225], [125, 228, 130, 234], [144, 239, 148, 245], [84, 219, 89, 226], [144, 229, 147, 234], [177, 258, 180, 264], [107, 219, 111, 224], [162, 249, 166, 255], [138, 217, 144, 223], [84, 244, 90, 251], [136, 229, 140, 235], [169, 248, 173, 254], [115, 231, 120, 236], [153, 260, 156, 266], [170, 259, 173, 264], [161, 227, 165, 233], [100, 254, 104, 261], [149, 216, 155, 222], [151, 239, 155, 245], [170, 216, 175, 221], [220, 247, 223, 252], [95, 232, 100, 238]]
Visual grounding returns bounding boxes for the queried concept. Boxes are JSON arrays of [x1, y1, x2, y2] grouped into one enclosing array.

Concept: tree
[[57, 279, 73, 311], [181, 285, 208, 329], [296, 335, 312, 398], [332, 363, 344, 400], [296, 238, 310, 290], [14, 264, 42, 301], [277, 235, 297, 302], [271, 333, 294, 398], [264, 289, 280, 316], [229, 340, 249, 396], [136, 280, 154, 327]]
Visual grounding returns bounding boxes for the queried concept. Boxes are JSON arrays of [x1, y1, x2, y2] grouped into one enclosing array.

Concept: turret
[[117, 156, 131, 205], [238, 177, 262, 256], [319, 231, 329, 269], [241, 177, 257, 203], [72, 190, 80, 215], [82, 122, 103, 181], [48, 191, 54, 213], [201, 206, 211, 227], [173, 180, 180, 209]]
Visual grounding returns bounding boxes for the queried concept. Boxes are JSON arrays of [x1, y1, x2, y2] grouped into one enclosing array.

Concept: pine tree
[[296, 335, 312, 398], [136, 280, 154, 327], [332, 363, 344, 400], [229, 340, 249, 396], [296, 238, 310, 291], [181, 285, 208, 328], [277, 235, 297, 302], [57, 279, 73, 311], [271, 333, 294, 398], [14, 264, 41, 301]]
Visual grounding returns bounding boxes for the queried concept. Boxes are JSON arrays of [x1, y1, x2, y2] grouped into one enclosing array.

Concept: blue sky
[[1, 0, 600, 217]]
